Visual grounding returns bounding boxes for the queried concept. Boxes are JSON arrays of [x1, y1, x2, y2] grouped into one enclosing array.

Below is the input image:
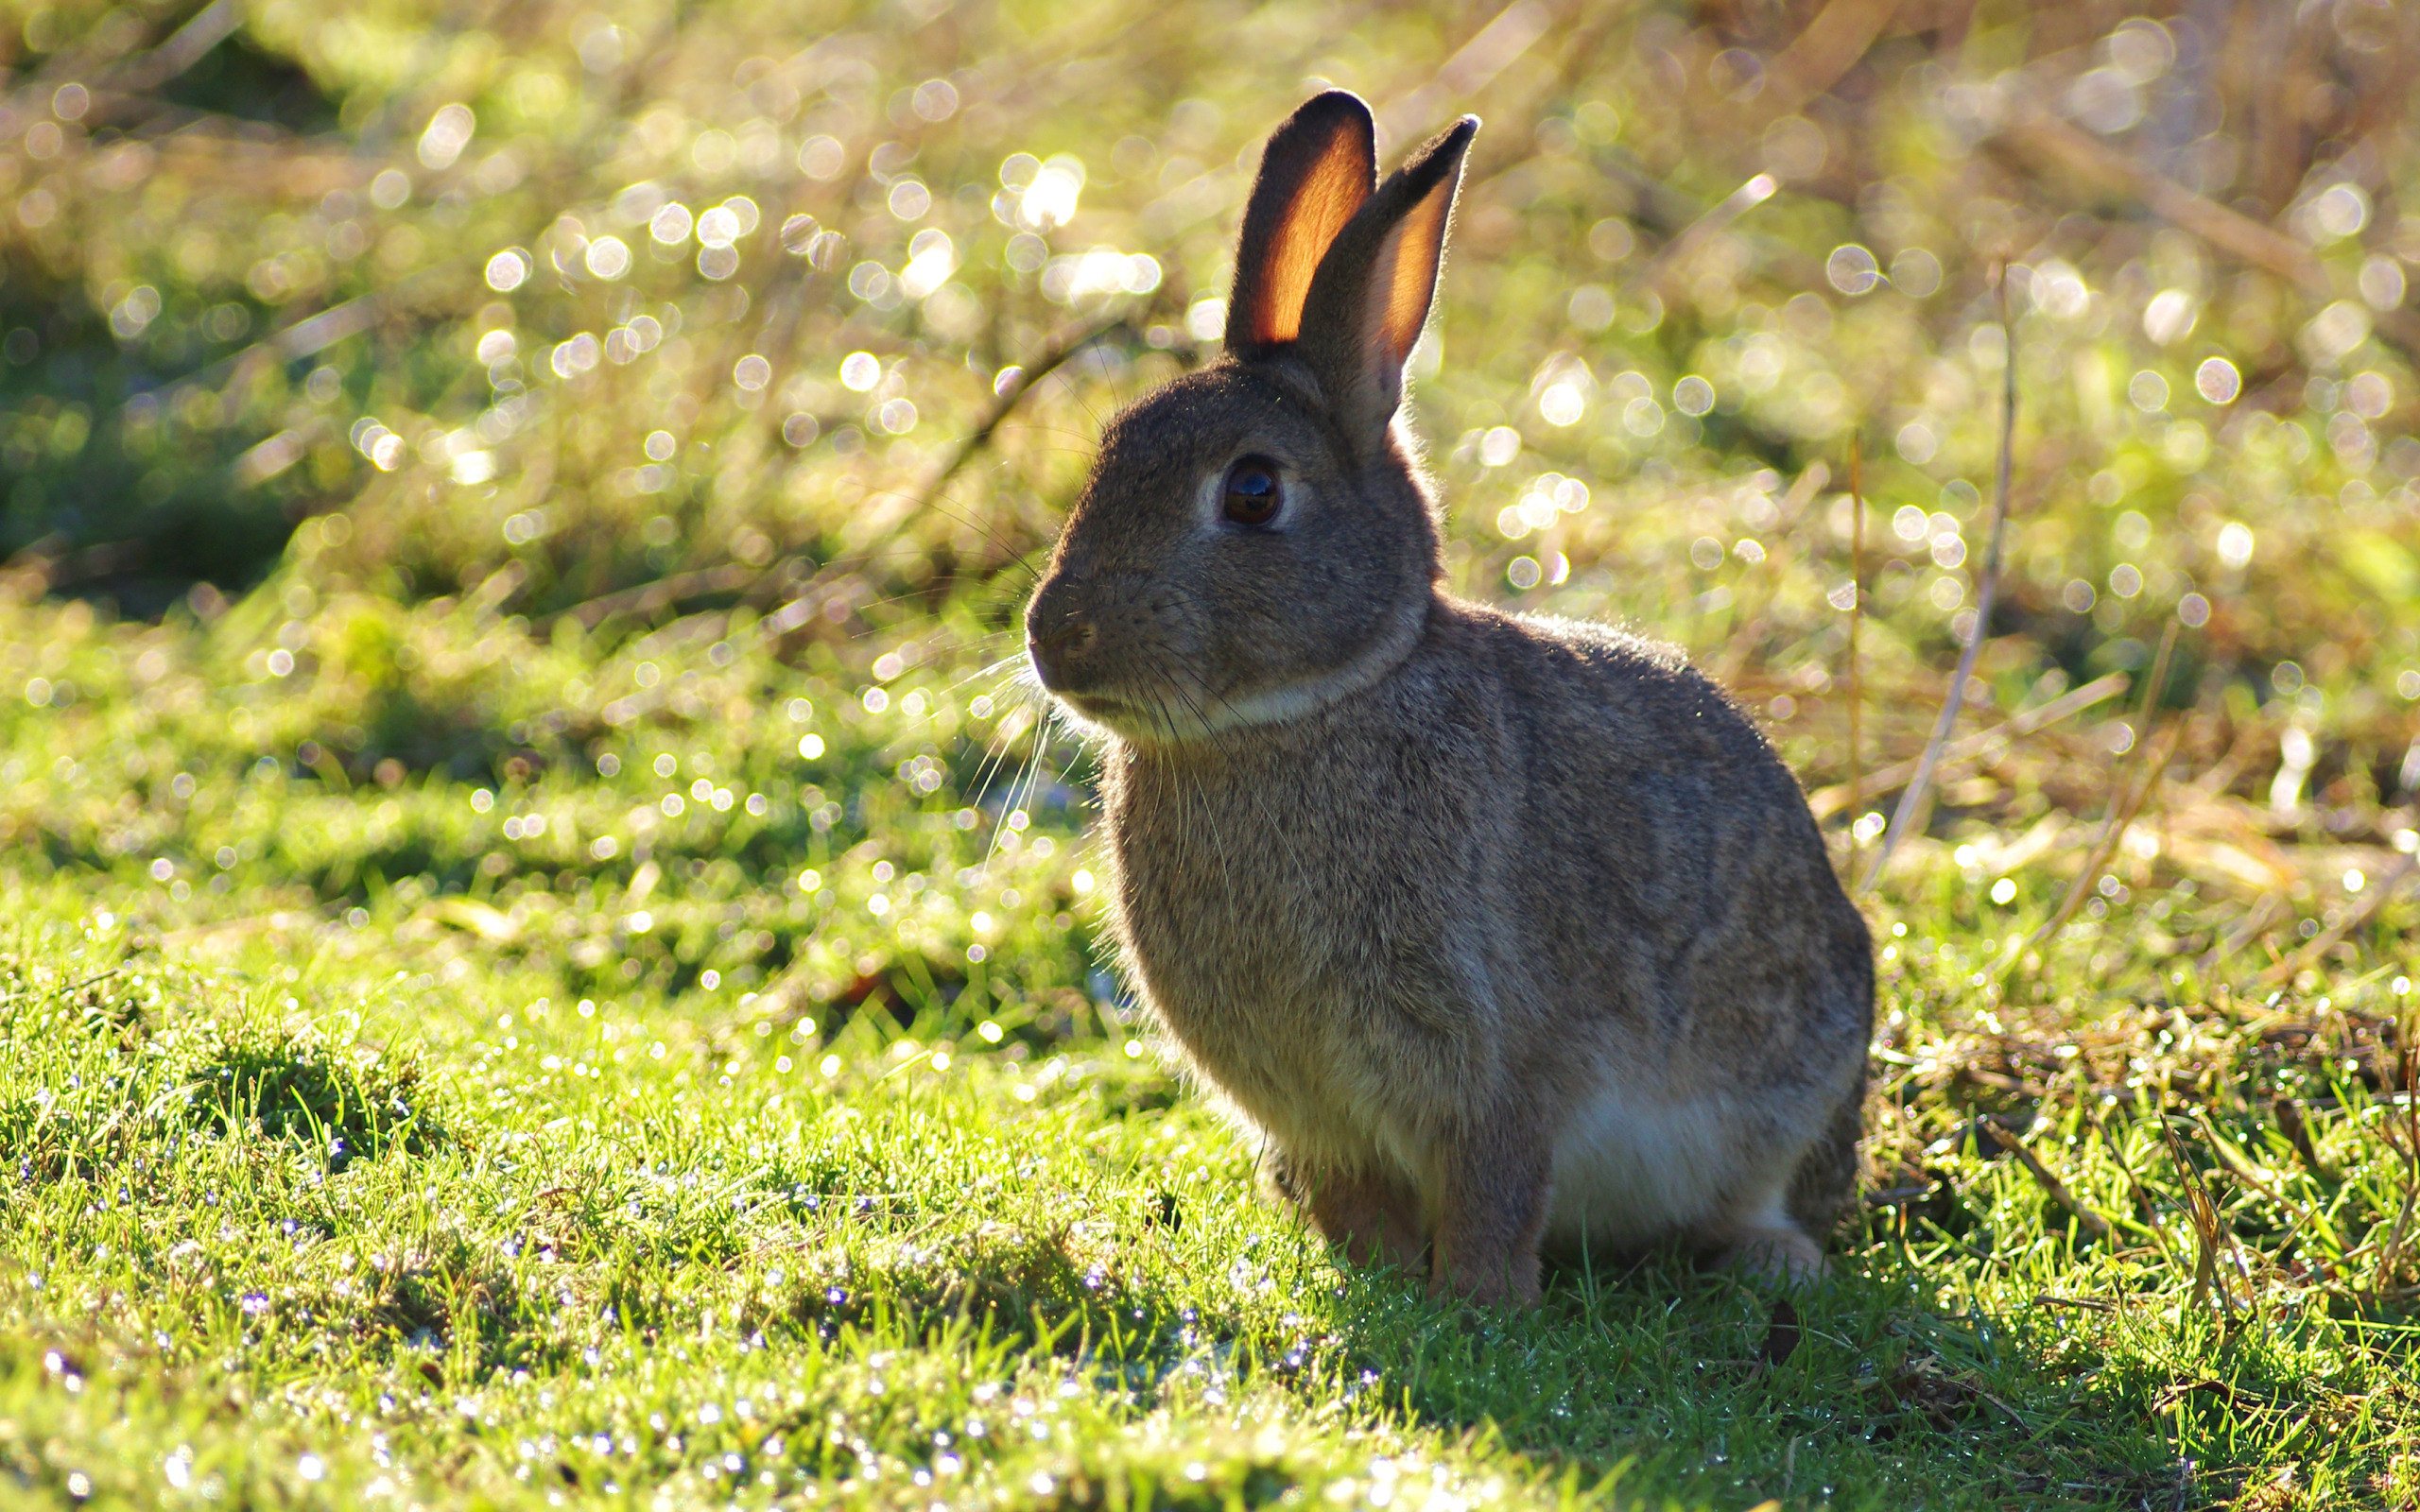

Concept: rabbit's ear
[[1298, 116, 1477, 453], [1225, 92, 1376, 354]]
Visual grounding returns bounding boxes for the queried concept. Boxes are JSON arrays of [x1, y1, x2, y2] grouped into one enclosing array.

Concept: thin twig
[[0, 966, 123, 1007], [1844, 431, 1864, 883], [1758, 0, 1902, 120], [2205, 893, 2287, 971], [1976, 1117, 2111, 1242], [542, 561, 762, 633], [181, 263, 456, 393], [2374, 1046, 2419, 1309], [912, 316, 1142, 515], [1642, 173, 1779, 301], [1375, 0, 1557, 145], [110, 0, 244, 93], [2158, 1114, 2236, 1327], [1806, 672, 2128, 819], [1858, 267, 2017, 893], [1989, 91, 2420, 364], [2090, 1110, 2180, 1263], [2193, 1111, 2322, 1241], [1990, 94, 2326, 292], [2031, 1294, 2116, 1313]]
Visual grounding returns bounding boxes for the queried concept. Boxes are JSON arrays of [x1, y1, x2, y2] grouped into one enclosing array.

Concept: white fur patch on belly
[[1543, 1083, 1744, 1248]]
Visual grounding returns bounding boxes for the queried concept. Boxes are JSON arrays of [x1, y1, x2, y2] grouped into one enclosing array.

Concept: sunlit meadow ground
[[6, 0, 2420, 1506], [0, 576, 2415, 1512]]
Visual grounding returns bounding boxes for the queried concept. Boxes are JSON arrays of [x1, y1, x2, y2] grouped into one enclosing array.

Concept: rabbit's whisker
[[992, 659, 1056, 726], [962, 729, 1023, 829], [980, 720, 1052, 876], [988, 428, 1104, 463], [988, 420, 1105, 449], [1050, 372, 1110, 453], [1166, 660, 1263, 744], [1162, 664, 1285, 863], [963, 672, 1052, 844], [1142, 676, 1243, 928], [943, 653, 1031, 696]]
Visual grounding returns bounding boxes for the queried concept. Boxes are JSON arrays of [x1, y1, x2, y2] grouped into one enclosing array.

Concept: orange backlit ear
[[1296, 116, 1477, 455], [1224, 92, 1376, 354]]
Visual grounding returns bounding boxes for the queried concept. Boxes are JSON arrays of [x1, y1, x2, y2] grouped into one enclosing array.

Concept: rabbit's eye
[[1221, 456, 1281, 526]]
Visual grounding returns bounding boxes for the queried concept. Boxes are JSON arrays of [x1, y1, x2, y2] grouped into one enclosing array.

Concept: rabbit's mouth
[[1032, 658, 1260, 746], [1046, 684, 1208, 744], [1051, 688, 1132, 720]]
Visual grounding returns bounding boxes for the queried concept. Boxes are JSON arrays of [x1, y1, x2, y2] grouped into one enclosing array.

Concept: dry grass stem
[[1977, 1117, 2112, 1242], [1843, 431, 1864, 884], [1806, 672, 2126, 820], [2158, 1116, 2238, 1327], [2375, 1049, 2420, 1307], [916, 313, 1149, 515], [1858, 268, 2018, 894], [2258, 851, 2419, 987]]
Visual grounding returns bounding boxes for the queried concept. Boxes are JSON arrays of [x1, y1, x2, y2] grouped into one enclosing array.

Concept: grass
[[6, 1, 2420, 1504], [1, 581, 2415, 1512]]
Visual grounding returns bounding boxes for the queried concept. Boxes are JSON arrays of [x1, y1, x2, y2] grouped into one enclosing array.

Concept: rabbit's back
[[1482, 608, 1870, 1066]]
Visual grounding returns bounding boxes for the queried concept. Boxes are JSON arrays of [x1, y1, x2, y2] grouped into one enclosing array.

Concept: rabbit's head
[[1027, 93, 1477, 745]]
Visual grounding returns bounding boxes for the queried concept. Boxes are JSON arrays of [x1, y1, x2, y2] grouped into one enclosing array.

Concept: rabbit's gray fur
[[1026, 92, 1871, 1304]]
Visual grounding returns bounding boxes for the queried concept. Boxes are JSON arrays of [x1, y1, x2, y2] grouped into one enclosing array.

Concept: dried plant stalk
[[2259, 850, 2419, 986], [1844, 431, 1865, 885], [1807, 672, 2128, 820], [2375, 1047, 2420, 1309], [2158, 1114, 2238, 1328], [1858, 269, 2016, 895], [1978, 1117, 2111, 1242]]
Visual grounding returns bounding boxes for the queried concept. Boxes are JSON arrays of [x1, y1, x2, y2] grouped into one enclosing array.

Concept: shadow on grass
[[482, 1148, 2186, 1510], [721, 1201, 2205, 1510], [1498, 1246, 2192, 1509]]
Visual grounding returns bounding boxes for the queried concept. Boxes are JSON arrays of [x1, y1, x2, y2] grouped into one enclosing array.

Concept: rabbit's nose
[[1028, 612, 1098, 686]]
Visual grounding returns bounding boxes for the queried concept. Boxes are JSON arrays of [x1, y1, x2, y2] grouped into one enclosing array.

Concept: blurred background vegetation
[[1, 0, 2417, 959]]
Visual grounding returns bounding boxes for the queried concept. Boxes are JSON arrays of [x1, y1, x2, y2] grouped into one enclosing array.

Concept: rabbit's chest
[[1111, 802, 1374, 1042], [1107, 762, 1426, 996], [1102, 755, 1471, 1150]]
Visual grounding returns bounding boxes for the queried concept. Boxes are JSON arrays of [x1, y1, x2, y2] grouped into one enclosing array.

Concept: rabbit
[[1023, 90, 1873, 1305]]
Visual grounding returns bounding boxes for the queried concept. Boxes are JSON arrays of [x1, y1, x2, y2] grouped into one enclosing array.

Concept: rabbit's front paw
[[1429, 1151, 1550, 1308], [1302, 1167, 1427, 1279], [1716, 1226, 1827, 1286], [1427, 1249, 1543, 1309]]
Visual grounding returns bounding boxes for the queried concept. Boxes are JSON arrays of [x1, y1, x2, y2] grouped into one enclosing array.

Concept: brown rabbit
[[1024, 91, 1872, 1304]]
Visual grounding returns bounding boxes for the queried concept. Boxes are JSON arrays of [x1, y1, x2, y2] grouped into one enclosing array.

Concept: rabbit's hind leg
[[1785, 1069, 1866, 1243], [1713, 1072, 1863, 1285]]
